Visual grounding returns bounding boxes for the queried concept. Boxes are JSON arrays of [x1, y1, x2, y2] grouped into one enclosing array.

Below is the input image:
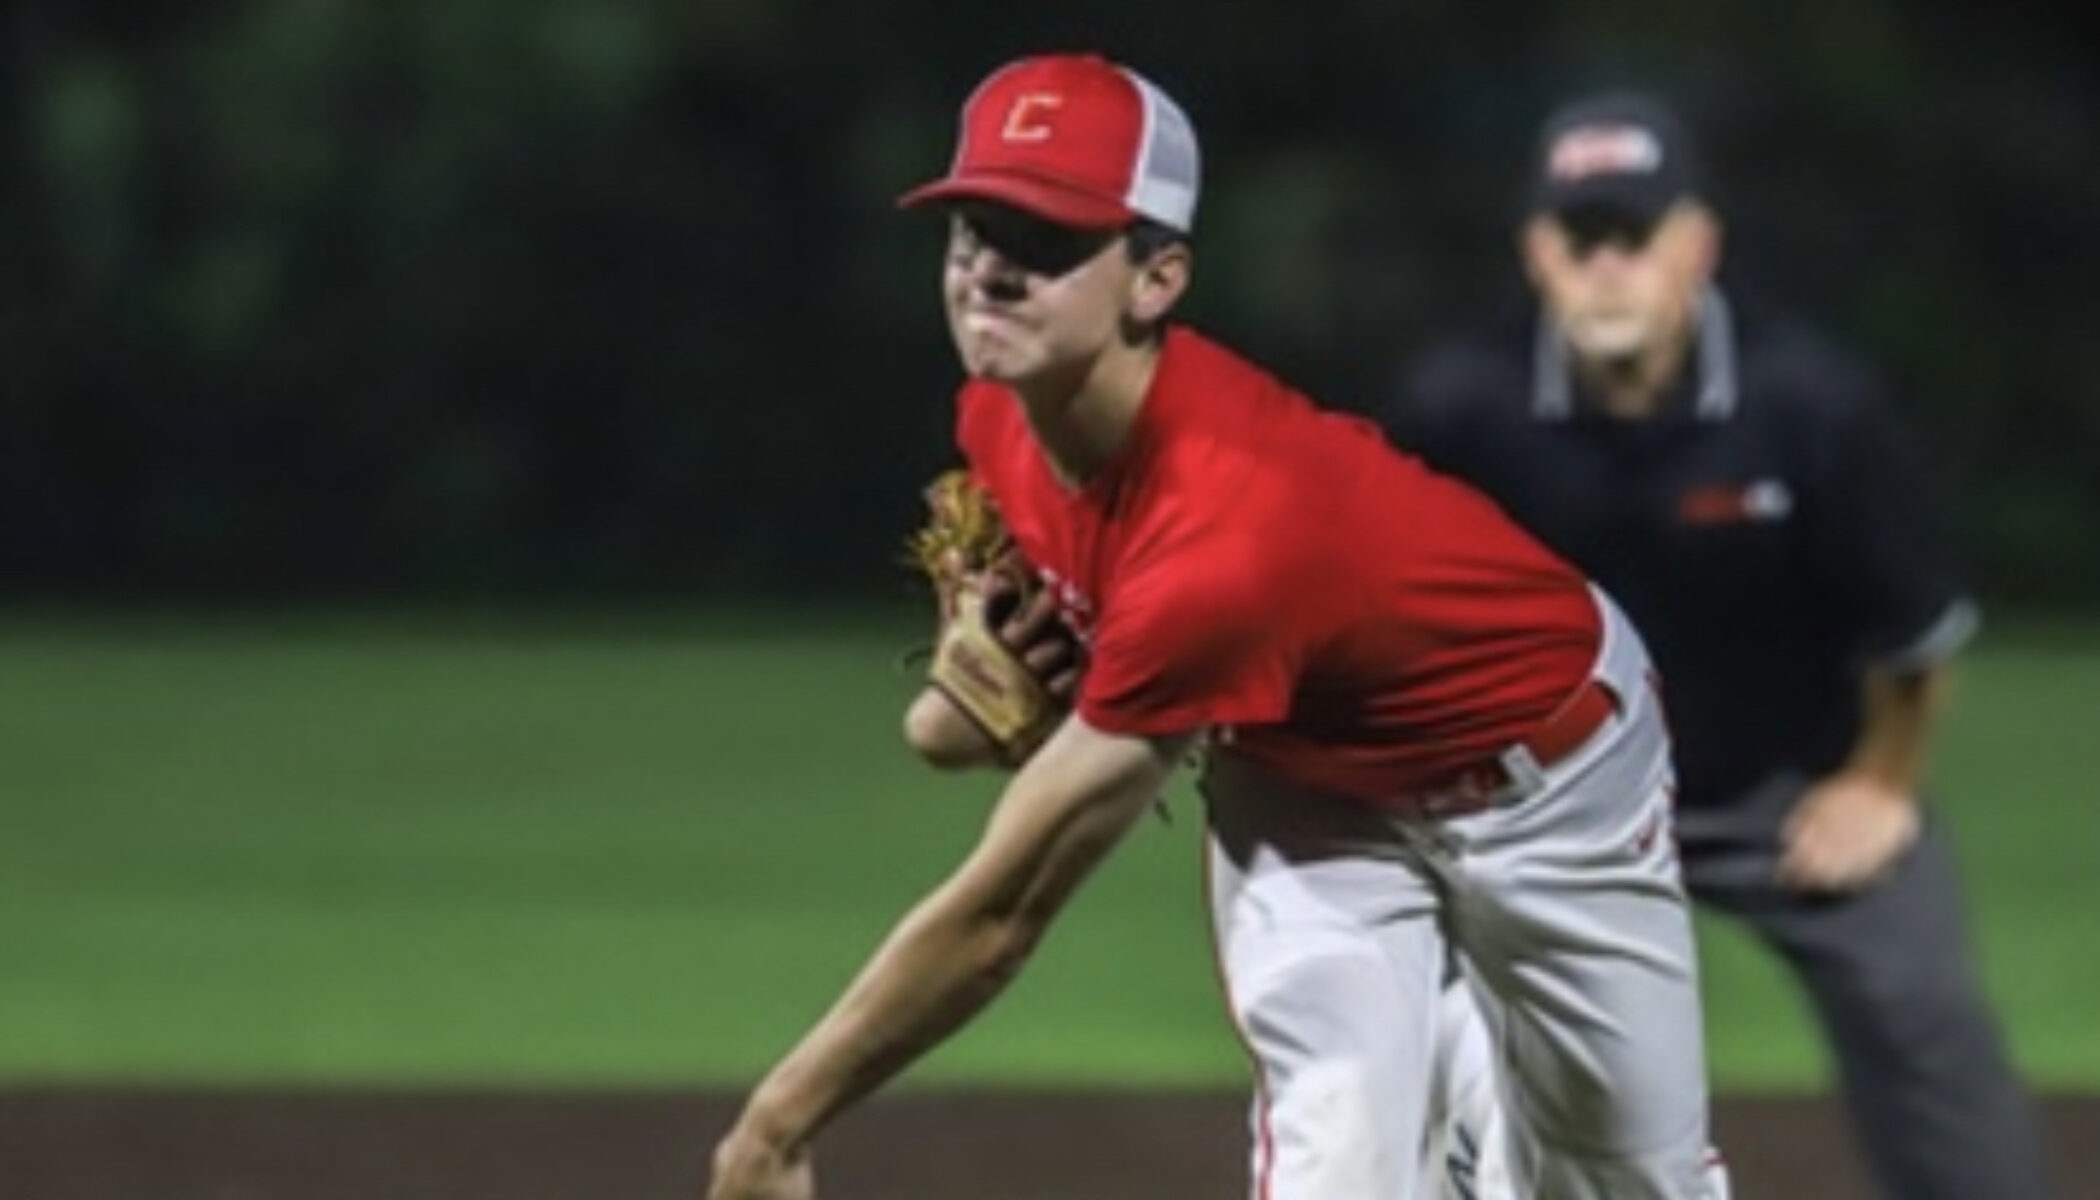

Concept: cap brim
[[1534, 177, 1682, 224], [896, 171, 1135, 230]]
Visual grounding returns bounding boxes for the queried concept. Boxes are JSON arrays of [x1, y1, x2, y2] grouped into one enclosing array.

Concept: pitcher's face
[[940, 203, 1137, 384]]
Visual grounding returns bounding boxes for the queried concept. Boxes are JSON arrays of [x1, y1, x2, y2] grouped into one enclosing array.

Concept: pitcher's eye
[[1556, 208, 1661, 259], [947, 223, 983, 264], [952, 204, 1117, 278]]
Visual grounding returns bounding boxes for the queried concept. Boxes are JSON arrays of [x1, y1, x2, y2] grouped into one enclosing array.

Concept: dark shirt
[[1385, 291, 1979, 810]]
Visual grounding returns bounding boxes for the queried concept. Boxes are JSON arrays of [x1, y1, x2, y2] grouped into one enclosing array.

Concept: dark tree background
[[2, 1, 2092, 606]]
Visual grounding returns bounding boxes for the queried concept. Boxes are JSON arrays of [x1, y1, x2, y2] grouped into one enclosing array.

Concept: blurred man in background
[[1382, 88, 2057, 1200]]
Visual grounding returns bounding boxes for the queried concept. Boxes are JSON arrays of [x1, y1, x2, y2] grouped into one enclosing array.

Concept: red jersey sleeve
[[1077, 534, 1303, 737], [952, 382, 989, 477]]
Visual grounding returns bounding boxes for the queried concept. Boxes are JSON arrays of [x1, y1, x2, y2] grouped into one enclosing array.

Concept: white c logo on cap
[[1001, 93, 1063, 142]]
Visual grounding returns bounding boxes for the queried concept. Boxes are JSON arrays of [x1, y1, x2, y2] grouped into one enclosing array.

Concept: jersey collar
[[1531, 286, 1739, 423]]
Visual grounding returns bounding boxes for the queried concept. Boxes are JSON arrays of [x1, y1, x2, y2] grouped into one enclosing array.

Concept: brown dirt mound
[[0, 1090, 2091, 1199]]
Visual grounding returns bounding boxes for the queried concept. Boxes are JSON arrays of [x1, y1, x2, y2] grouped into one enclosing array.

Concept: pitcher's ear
[[1128, 241, 1192, 325]]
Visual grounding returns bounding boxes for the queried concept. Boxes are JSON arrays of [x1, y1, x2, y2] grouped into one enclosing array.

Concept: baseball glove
[[904, 468, 1077, 765]]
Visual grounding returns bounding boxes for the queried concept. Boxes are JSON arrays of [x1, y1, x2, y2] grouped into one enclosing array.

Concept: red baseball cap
[[898, 54, 1201, 233]]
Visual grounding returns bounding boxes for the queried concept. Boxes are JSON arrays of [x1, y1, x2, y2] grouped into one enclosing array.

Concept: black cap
[[1529, 90, 1704, 224]]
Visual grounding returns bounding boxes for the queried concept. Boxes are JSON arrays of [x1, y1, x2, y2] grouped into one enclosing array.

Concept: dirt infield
[[1, 1090, 2091, 1199]]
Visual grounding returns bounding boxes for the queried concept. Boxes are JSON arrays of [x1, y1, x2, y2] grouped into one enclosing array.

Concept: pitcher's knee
[[1833, 967, 2008, 1068]]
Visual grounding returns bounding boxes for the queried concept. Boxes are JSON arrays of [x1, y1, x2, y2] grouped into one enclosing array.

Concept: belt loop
[[1495, 743, 1548, 805]]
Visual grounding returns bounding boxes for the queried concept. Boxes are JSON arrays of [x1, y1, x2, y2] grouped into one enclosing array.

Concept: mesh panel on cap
[[1119, 69, 1200, 233]]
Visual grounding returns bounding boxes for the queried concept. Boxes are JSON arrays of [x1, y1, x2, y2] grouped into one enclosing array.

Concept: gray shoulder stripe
[[1530, 286, 1737, 421], [1877, 597, 1983, 670], [1532, 315, 1572, 420], [1693, 288, 1737, 421]]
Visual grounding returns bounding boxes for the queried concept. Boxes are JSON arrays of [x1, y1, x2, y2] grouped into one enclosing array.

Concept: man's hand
[[992, 575, 1084, 700], [904, 573, 1084, 770], [900, 469, 1083, 766], [1778, 772, 1921, 893], [707, 1125, 813, 1200]]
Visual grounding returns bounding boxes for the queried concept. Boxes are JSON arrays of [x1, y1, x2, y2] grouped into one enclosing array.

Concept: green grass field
[[2, 606, 2095, 1090]]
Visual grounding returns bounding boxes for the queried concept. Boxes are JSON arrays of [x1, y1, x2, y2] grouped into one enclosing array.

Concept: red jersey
[[955, 326, 1602, 806]]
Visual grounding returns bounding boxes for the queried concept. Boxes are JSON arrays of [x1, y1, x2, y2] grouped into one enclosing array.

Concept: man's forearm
[[735, 879, 1036, 1149], [731, 718, 1177, 1157], [1843, 661, 1952, 792]]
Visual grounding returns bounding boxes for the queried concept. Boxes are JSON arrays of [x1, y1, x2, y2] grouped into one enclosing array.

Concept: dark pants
[[1679, 780, 2056, 1200]]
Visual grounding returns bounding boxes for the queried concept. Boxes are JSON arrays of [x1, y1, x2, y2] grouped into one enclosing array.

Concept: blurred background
[[2, 0, 2097, 1131], [2, 0, 2093, 606]]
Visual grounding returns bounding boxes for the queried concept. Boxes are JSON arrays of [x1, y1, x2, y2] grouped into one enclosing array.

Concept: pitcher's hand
[[707, 1126, 814, 1200]]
